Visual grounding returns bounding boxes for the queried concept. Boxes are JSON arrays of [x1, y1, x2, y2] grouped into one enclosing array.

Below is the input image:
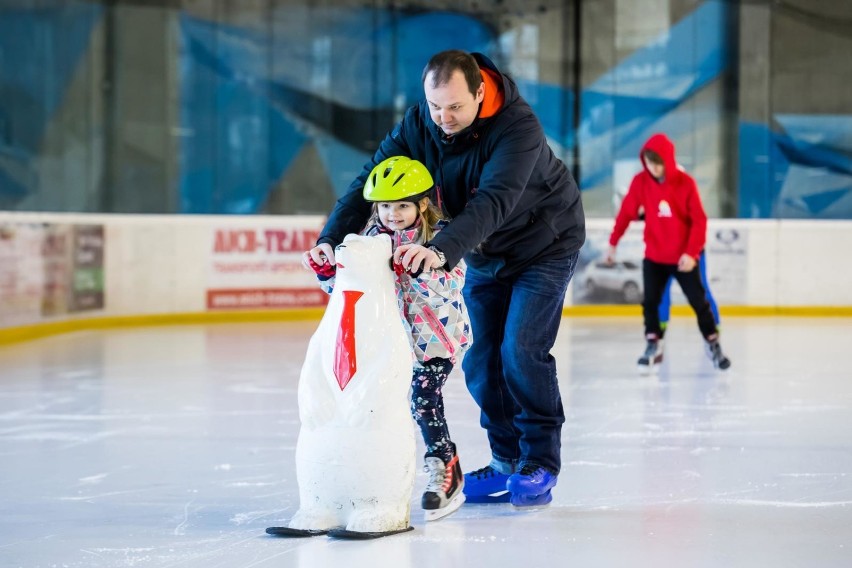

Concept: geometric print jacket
[[317, 219, 471, 366]]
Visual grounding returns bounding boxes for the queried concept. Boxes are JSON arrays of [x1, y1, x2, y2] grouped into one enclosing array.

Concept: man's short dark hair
[[421, 50, 482, 97], [643, 149, 664, 166]]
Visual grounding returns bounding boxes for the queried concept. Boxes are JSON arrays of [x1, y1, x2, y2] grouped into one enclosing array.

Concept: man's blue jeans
[[461, 252, 579, 475]]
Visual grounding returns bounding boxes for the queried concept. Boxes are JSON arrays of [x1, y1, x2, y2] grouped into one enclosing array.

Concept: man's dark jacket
[[318, 53, 585, 279]]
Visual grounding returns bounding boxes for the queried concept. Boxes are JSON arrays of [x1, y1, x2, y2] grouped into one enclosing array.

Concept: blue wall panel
[[0, 2, 102, 205]]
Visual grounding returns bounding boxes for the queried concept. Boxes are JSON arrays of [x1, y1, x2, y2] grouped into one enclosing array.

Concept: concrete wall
[[2, 2, 850, 223]]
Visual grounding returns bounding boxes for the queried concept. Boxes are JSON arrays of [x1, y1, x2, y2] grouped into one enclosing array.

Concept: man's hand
[[604, 245, 617, 265], [302, 243, 335, 271], [677, 253, 697, 272], [393, 243, 443, 274]]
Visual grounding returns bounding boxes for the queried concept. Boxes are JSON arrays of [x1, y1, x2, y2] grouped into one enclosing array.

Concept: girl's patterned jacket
[[317, 220, 471, 365]]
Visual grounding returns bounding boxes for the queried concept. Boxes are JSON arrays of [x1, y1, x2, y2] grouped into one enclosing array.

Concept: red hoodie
[[609, 133, 707, 264]]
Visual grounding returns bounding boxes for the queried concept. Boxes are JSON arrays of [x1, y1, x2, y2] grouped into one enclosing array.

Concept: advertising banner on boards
[[207, 224, 328, 310]]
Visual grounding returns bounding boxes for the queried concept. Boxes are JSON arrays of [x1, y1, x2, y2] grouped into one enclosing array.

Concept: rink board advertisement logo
[[0, 223, 105, 326], [40, 224, 106, 315], [0, 223, 45, 326], [572, 223, 748, 306], [70, 225, 105, 312], [206, 225, 328, 309], [572, 225, 646, 305]]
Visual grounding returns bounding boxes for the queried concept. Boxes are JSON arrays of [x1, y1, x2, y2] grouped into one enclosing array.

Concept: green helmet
[[363, 156, 434, 202]]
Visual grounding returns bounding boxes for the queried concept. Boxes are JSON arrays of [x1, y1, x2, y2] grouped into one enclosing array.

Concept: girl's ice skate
[[422, 455, 465, 521]]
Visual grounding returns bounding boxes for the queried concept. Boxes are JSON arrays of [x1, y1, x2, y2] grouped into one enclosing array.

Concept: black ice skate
[[706, 339, 731, 370], [637, 337, 663, 374], [422, 454, 465, 521]]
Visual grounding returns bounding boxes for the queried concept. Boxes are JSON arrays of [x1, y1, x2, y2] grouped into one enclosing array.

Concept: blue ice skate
[[506, 464, 557, 507], [510, 489, 553, 507], [463, 465, 511, 503]]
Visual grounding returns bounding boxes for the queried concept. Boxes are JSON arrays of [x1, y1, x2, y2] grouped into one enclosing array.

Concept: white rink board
[[1, 212, 851, 330]]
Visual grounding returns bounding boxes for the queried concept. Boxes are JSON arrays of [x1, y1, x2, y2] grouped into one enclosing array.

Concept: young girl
[[308, 156, 471, 520]]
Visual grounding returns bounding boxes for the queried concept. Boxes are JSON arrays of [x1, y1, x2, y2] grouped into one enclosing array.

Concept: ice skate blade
[[510, 490, 553, 507], [327, 526, 414, 540], [464, 491, 512, 504], [424, 493, 465, 521], [265, 526, 329, 537]]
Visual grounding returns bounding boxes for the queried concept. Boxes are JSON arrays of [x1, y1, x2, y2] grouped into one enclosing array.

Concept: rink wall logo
[[1, 222, 105, 327], [213, 228, 320, 254], [207, 225, 327, 310], [206, 288, 327, 310], [572, 222, 750, 306]]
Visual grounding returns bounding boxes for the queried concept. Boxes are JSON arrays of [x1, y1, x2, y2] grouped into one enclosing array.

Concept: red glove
[[308, 257, 336, 279], [390, 260, 422, 278], [391, 259, 405, 277]]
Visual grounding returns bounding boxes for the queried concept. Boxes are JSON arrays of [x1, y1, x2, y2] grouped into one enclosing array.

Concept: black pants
[[410, 357, 455, 464], [642, 258, 717, 340]]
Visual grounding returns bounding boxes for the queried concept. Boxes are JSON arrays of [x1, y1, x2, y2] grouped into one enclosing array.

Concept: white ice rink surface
[[1, 316, 851, 568]]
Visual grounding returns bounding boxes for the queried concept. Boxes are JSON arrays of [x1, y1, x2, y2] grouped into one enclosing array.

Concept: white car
[[581, 260, 643, 303]]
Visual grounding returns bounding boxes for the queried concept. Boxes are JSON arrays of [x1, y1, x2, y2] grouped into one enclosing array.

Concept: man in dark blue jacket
[[303, 50, 585, 507]]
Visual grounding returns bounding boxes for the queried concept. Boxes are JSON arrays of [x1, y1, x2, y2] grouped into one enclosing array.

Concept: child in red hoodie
[[606, 133, 731, 372]]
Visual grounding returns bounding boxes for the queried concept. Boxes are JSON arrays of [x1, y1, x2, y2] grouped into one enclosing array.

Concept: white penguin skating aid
[[266, 234, 416, 540]]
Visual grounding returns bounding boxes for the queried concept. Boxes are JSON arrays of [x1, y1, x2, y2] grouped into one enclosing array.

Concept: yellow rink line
[[562, 305, 852, 318], [2, 305, 851, 346], [0, 308, 326, 346]]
